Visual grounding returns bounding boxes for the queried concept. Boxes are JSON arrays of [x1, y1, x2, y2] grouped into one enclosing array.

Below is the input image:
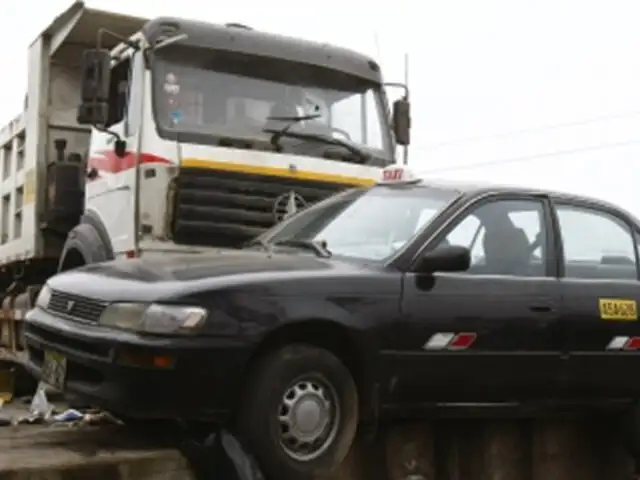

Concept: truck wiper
[[243, 237, 273, 253], [263, 128, 370, 164], [265, 114, 321, 151], [272, 238, 332, 258]]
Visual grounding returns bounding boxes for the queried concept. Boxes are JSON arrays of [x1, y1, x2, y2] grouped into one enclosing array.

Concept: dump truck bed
[[0, 1, 147, 268]]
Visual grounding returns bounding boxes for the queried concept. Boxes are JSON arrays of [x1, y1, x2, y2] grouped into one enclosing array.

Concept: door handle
[[529, 304, 553, 313]]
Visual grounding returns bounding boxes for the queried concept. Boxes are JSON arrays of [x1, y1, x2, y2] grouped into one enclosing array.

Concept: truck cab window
[[105, 57, 132, 128], [151, 46, 393, 164]]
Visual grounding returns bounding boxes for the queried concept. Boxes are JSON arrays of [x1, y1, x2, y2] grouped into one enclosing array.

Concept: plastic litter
[[29, 382, 54, 419], [179, 427, 265, 480], [82, 411, 121, 426], [52, 408, 84, 422]]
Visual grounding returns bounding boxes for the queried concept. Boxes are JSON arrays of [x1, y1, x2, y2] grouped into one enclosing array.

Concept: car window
[[439, 198, 547, 277], [262, 185, 460, 261], [555, 204, 638, 280]]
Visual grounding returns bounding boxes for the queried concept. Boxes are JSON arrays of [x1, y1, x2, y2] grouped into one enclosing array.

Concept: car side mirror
[[77, 49, 111, 126], [392, 98, 411, 146], [413, 245, 470, 274]]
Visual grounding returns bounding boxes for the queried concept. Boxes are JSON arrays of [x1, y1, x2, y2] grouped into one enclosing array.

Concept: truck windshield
[[152, 46, 393, 165], [257, 185, 461, 261]]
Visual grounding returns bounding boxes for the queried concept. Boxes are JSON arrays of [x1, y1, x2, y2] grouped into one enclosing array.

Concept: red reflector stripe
[[449, 332, 477, 350], [624, 337, 640, 350]]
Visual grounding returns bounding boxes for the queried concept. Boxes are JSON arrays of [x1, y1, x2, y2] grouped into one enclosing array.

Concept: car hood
[[45, 249, 350, 302]]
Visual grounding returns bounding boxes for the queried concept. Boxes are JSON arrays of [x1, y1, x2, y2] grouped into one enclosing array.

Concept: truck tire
[[237, 344, 358, 480], [58, 223, 111, 272]]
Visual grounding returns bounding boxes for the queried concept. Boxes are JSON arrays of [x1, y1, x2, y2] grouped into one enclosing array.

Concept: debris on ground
[[178, 427, 265, 480], [0, 380, 121, 428], [52, 408, 84, 422], [0, 376, 268, 479], [29, 381, 54, 418]]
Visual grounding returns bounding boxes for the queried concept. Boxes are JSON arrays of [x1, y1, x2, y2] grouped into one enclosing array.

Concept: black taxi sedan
[[23, 165, 640, 479]]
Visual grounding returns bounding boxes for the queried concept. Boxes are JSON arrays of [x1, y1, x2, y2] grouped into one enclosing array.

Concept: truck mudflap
[[172, 167, 353, 248]]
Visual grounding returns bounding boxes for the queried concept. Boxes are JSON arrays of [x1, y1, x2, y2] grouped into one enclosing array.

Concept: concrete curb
[[0, 451, 194, 480], [0, 425, 195, 480]]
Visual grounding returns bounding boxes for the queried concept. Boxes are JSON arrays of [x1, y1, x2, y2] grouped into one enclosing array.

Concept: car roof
[[399, 174, 640, 224]]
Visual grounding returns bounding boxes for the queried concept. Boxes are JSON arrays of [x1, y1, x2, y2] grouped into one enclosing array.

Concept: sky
[[3, 0, 640, 215]]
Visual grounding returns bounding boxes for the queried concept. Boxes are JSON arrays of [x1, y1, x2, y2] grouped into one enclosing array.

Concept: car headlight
[[99, 303, 207, 335], [35, 285, 52, 310]]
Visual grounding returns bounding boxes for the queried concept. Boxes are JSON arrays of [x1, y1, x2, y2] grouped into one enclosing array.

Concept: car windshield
[[258, 185, 461, 261], [152, 46, 393, 165]]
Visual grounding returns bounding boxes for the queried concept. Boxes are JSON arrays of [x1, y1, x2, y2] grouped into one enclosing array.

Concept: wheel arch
[[58, 212, 114, 272], [243, 319, 377, 421], [79, 210, 115, 260]]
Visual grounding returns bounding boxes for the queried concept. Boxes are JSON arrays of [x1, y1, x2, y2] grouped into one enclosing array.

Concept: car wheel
[[238, 344, 358, 480]]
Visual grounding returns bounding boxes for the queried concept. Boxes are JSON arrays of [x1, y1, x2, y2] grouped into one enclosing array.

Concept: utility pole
[[403, 52, 409, 165]]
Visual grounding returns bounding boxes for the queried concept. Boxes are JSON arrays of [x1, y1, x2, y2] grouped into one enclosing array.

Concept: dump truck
[[0, 1, 410, 343]]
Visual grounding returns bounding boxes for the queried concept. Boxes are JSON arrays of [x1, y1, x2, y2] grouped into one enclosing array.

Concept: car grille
[[172, 167, 364, 248], [47, 290, 107, 323]]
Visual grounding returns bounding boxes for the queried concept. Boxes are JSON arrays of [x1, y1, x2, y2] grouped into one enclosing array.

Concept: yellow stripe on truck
[[181, 158, 377, 187]]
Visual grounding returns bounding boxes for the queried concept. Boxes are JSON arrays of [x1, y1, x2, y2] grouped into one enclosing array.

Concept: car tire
[[237, 344, 358, 480]]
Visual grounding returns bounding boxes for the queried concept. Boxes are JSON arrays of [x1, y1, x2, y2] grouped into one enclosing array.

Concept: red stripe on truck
[[87, 151, 171, 181]]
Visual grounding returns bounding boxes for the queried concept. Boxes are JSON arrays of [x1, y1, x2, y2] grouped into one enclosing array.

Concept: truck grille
[[172, 167, 362, 247], [47, 290, 107, 323]]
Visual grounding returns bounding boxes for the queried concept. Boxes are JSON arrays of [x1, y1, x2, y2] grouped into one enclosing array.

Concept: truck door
[[86, 49, 144, 256], [396, 195, 564, 406], [553, 201, 640, 396]]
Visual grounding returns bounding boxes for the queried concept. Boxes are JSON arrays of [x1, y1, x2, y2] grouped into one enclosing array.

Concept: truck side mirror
[[80, 49, 111, 102], [77, 102, 108, 126], [77, 49, 111, 126], [392, 98, 411, 146]]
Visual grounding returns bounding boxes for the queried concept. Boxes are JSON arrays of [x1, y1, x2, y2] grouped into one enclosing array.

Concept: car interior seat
[[482, 216, 532, 275]]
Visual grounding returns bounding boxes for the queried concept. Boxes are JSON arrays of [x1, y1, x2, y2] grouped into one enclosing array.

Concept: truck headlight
[[35, 285, 52, 310], [99, 303, 207, 335]]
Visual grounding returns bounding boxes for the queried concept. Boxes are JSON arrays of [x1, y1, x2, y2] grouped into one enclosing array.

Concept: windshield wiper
[[265, 114, 321, 151], [243, 237, 273, 252], [263, 128, 370, 164], [272, 238, 332, 258]]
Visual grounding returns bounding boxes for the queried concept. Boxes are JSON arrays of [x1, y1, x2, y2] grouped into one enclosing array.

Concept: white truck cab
[[78, 14, 411, 262], [0, 1, 410, 333]]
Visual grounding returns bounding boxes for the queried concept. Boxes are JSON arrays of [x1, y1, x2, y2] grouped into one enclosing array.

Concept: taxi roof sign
[[378, 165, 421, 185]]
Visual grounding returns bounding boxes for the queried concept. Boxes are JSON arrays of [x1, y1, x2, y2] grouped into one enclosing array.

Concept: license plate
[[41, 350, 67, 390]]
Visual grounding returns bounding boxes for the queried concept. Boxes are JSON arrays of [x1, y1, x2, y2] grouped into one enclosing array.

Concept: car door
[[553, 200, 640, 395], [395, 194, 564, 406]]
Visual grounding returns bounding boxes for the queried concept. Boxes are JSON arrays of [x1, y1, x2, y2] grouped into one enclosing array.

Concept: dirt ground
[[0, 398, 190, 476]]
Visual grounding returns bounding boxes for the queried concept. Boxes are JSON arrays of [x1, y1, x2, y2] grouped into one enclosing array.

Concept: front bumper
[[23, 307, 251, 422]]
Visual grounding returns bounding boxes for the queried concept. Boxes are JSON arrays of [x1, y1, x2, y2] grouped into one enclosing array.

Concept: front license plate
[[41, 350, 67, 390]]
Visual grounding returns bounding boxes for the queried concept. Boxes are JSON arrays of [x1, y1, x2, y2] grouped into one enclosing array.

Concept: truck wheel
[[58, 223, 111, 272], [238, 344, 358, 480]]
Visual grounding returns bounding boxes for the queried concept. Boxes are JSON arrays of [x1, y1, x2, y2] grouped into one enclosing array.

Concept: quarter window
[[555, 204, 638, 280], [439, 199, 547, 277]]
